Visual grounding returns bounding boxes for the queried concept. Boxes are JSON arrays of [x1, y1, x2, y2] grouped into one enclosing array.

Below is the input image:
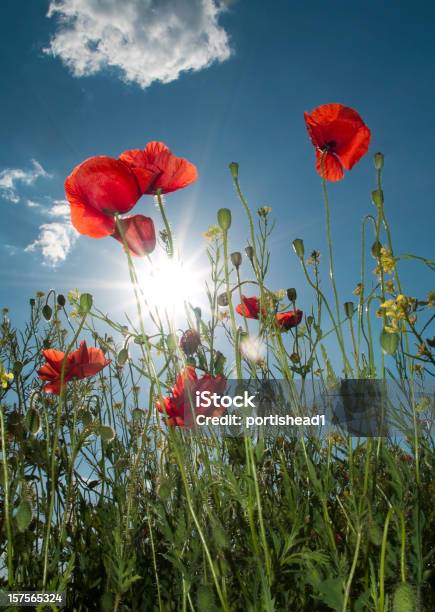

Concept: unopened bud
[[42, 305, 52, 321], [230, 252, 242, 268], [29, 298, 35, 308], [287, 288, 297, 302], [292, 238, 305, 258], [229, 161, 239, 179], [217, 293, 229, 307], [217, 208, 232, 231], [374, 152, 384, 170], [180, 329, 201, 356], [245, 245, 254, 261], [371, 240, 382, 258], [57, 294, 66, 307], [344, 302, 354, 318]]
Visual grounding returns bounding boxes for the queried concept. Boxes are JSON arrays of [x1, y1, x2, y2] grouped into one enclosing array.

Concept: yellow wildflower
[[257, 206, 272, 218], [379, 247, 395, 274], [385, 280, 395, 294], [0, 363, 14, 389], [203, 225, 222, 241]]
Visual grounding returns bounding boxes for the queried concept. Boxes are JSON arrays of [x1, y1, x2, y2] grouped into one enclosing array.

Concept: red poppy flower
[[156, 366, 226, 427], [236, 296, 263, 319], [276, 309, 303, 331], [65, 156, 144, 238], [119, 141, 198, 195], [304, 104, 371, 181], [112, 214, 156, 256], [38, 340, 110, 394]]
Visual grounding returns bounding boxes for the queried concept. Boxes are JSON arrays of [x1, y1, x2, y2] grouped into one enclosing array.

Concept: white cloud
[[25, 200, 78, 267], [45, 0, 231, 89], [0, 160, 48, 203]]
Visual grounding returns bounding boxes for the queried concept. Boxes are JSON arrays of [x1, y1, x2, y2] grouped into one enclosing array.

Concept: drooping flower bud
[[292, 239, 305, 258], [230, 252, 242, 269], [42, 304, 52, 321], [374, 152, 384, 170], [57, 294, 66, 307], [217, 208, 232, 231], [229, 162, 239, 179], [371, 240, 382, 258], [287, 288, 297, 302], [180, 329, 201, 356]]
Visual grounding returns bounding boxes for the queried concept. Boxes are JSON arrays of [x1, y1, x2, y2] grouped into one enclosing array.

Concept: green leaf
[[79, 293, 93, 314]]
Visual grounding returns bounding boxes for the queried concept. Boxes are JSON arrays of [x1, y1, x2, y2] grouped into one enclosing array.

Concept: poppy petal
[[120, 141, 198, 195], [336, 124, 371, 170], [65, 156, 141, 237], [112, 215, 156, 256], [315, 150, 344, 181]]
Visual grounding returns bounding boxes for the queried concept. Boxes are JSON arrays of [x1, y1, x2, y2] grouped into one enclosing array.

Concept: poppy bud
[[287, 288, 297, 302], [214, 351, 226, 375], [217, 208, 232, 231], [344, 302, 354, 318], [380, 329, 399, 355], [42, 304, 52, 321], [374, 152, 384, 170], [229, 161, 239, 179], [57, 294, 66, 307], [245, 245, 254, 261], [371, 240, 382, 258], [217, 293, 229, 307], [79, 293, 93, 314], [230, 252, 242, 269], [117, 348, 129, 366], [292, 239, 304, 258], [180, 329, 201, 356], [371, 189, 384, 208], [306, 315, 314, 326], [29, 298, 35, 308]]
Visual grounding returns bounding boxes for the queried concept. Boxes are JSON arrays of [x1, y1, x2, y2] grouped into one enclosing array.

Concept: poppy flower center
[[323, 140, 336, 151]]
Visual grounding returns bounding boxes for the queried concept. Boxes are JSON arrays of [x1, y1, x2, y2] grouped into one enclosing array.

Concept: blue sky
[[1, 0, 434, 338]]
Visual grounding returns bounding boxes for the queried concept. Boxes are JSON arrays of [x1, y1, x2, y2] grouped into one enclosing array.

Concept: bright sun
[[135, 252, 205, 321]]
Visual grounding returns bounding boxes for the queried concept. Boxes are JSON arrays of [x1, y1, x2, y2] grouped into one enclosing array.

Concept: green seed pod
[[117, 348, 129, 366], [392, 583, 416, 612], [25, 408, 41, 435], [371, 240, 383, 258], [229, 161, 239, 179], [292, 238, 305, 258], [344, 302, 354, 318], [57, 294, 66, 307], [287, 288, 297, 302], [371, 189, 384, 208], [16, 499, 33, 532], [99, 425, 116, 442], [230, 251, 242, 269], [380, 329, 399, 355], [42, 304, 52, 321], [217, 208, 232, 232], [374, 152, 384, 170], [245, 245, 254, 261]]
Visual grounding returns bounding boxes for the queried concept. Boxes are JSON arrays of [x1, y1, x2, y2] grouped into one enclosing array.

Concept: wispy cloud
[[0, 160, 48, 203], [25, 199, 78, 267], [45, 0, 231, 89]]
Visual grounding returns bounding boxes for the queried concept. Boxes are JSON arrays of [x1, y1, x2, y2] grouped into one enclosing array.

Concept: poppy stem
[[155, 190, 174, 257], [320, 166, 352, 375]]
